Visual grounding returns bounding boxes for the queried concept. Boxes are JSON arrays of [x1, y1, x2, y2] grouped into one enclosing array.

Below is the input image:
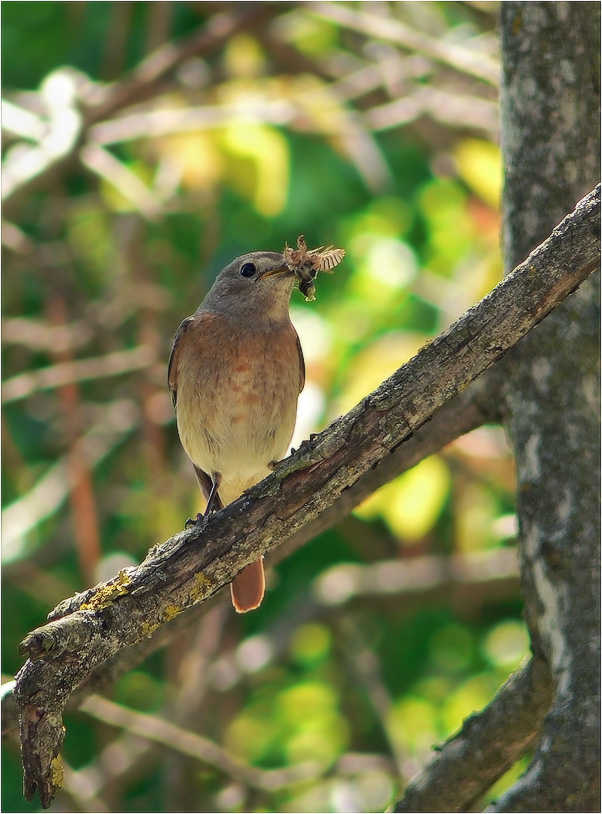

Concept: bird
[[168, 251, 305, 612]]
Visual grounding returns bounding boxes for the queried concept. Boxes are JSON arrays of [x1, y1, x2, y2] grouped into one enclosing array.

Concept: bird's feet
[[291, 433, 319, 455], [185, 512, 205, 529]]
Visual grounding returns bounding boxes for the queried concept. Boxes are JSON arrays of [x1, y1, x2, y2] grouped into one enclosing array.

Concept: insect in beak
[[283, 235, 345, 300]]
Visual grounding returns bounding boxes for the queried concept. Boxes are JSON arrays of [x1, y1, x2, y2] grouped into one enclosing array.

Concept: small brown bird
[[168, 252, 304, 612]]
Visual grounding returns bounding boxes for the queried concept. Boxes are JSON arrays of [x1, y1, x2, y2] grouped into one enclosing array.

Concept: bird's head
[[200, 251, 295, 321]]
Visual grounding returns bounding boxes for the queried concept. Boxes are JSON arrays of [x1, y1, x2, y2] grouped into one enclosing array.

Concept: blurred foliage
[[1, 2, 528, 812]]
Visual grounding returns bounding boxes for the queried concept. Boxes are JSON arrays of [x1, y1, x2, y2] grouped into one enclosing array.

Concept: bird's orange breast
[[172, 312, 302, 497]]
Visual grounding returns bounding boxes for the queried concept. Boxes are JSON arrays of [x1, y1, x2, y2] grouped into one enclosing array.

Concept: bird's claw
[[185, 512, 205, 529], [296, 434, 318, 453]]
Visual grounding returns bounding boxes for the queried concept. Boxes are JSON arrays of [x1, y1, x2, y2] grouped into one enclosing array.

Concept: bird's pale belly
[[176, 353, 298, 502]]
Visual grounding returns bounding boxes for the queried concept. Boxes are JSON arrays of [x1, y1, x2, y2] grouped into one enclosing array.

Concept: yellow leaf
[[335, 332, 425, 415], [454, 138, 501, 209], [221, 125, 289, 217], [355, 456, 450, 542]]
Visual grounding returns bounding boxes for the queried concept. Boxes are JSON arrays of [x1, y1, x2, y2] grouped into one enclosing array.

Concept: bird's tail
[[230, 558, 265, 613], [196, 468, 267, 612]]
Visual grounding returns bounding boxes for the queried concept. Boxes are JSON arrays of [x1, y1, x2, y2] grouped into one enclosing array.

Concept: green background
[[2, 3, 528, 812]]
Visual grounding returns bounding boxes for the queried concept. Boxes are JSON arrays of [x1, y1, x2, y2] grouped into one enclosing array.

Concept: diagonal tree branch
[[14, 185, 600, 808], [1, 373, 496, 743], [393, 657, 553, 812]]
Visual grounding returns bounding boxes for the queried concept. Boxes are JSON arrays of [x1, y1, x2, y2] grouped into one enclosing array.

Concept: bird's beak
[[259, 264, 292, 279]]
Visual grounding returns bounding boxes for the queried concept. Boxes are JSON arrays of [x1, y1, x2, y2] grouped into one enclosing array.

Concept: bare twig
[[82, 6, 278, 126], [337, 618, 409, 778], [2, 316, 94, 353], [0, 384, 500, 738], [308, 2, 500, 86], [2, 345, 155, 403], [0, 546, 519, 746], [80, 143, 163, 221], [314, 548, 518, 607], [1, 5, 281, 214], [367, 86, 498, 136], [46, 295, 102, 587], [79, 695, 322, 791], [14, 185, 600, 807]]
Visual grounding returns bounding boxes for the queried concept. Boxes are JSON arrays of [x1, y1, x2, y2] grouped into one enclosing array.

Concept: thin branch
[[314, 547, 518, 607], [2, 316, 94, 353], [82, 6, 279, 126], [79, 695, 322, 792], [0, 546, 518, 747], [2, 399, 139, 561], [337, 617, 409, 779], [367, 86, 498, 137], [2, 345, 155, 403], [46, 295, 103, 587], [14, 185, 600, 808], [80, 143, 163, 221], [308, 2, 500, 86], [0, 383, 498, 738], [1, 5, 281, 214], [59, 759, 111, 814]]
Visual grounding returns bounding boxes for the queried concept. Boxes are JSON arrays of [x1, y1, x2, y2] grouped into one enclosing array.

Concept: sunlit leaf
[[221, 124, 289, 217], [454, 138, 502, 210], [481, 620, 529, 668], [355, 456, 451, 542]]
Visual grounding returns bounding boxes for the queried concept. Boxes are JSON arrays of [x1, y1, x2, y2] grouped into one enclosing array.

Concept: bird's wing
[[167, 316, 195, 407], [295, 327, 306, 393], [169, 315, 225, 508]]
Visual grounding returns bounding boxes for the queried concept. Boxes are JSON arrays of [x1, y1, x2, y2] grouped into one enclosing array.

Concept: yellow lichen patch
[[80, 569, 132, 611], [196, 571, 211, 586], [141, 620, 160, 638], [188, 571, 213, 603], [162, 605, 182, 622], [50, 755, 64, 789]]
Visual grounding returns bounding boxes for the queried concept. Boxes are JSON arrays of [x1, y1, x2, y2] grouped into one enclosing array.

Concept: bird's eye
[[239, 262, 256, 278]]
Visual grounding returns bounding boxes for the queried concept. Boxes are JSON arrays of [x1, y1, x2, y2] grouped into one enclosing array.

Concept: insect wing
[[313, 247, 346, 271]]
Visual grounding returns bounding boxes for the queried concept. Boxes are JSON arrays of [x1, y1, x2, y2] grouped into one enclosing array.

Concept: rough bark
[[491, 3, 601, 811], [394, 657, 553, 813], [14, 186, 600, 808]]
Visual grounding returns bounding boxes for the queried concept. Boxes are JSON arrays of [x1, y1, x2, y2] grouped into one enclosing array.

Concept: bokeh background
[[2, 3, 528, 812]]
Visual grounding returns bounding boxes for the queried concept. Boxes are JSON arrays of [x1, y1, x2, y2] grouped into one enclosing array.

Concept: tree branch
[[393, 657, 553, 812], [14, 185, 600, 807], [2, 546, 520, 741], [78, 694, 322, 792], [1, 376, 497, 741]]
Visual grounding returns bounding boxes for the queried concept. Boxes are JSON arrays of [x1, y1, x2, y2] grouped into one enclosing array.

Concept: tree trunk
[[494, 2, 600, 810]]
